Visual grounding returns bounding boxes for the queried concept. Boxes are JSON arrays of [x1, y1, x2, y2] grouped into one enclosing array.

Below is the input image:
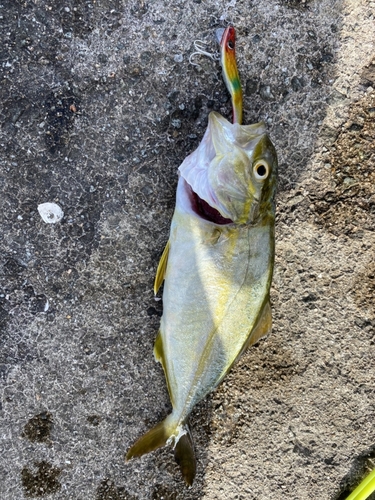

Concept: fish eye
[[253, 161, 269, 180], [227, 40, 234, 50]]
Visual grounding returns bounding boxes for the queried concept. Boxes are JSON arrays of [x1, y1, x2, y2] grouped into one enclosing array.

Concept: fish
[[126, 25, 278, 486]]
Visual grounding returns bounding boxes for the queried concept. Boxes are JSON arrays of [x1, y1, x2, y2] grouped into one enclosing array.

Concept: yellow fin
[[174, 425, 196, 486], [154, 330, 164, 364], [216, 300, 273, 388], [154, 331, 174, 407], [154, 240, 170, 295], [126, 416, 197, 486], [126, 418, 171, 460], [247, 299, 272, 349]]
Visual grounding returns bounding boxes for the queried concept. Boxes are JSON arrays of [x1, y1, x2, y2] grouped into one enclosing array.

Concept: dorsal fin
[[246, 299, 272, 349]]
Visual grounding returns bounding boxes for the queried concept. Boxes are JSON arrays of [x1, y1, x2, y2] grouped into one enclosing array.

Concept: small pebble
[[37, 203, 64, 224]]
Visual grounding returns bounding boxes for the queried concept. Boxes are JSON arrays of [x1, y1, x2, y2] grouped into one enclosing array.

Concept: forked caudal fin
[[174, 428, 196, 486], [126, 416, 196, 486]]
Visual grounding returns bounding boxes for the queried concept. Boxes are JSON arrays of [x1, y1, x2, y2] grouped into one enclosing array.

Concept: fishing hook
[[189, 40, 220, 67]]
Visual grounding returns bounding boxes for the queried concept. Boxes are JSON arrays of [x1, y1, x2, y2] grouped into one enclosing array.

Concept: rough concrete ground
[[0, 0, 374, 498]]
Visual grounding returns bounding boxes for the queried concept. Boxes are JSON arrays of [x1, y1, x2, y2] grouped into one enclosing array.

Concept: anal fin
[[154, 331, 175, 407], [154, 330, 164, 364], [154, 240, 170, 294]]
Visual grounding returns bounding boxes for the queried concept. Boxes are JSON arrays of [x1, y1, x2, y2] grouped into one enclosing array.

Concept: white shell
[[37, 202, 64, 224]]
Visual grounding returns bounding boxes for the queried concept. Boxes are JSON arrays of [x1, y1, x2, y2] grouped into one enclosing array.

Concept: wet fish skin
[[126, 111, 277, 485]]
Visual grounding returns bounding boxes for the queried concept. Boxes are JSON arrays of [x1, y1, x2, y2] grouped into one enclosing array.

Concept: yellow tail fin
[[126, 418, 170, 459], [126, 416, 196, 486], [174, 427, 196, 486]]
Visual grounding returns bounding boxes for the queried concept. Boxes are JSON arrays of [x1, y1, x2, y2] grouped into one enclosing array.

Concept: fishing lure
[[217, 25, 243, 124]]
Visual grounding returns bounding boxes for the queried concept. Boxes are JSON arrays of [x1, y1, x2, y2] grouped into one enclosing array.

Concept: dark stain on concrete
[[44, 87, 79, 153], [22, 412, 53, 444], [95, 478, 136, 500], [87, 414, 102, 426], [281, 0, 312, 8], [152, 484, 179, 500], [21, 461, 61, 497]]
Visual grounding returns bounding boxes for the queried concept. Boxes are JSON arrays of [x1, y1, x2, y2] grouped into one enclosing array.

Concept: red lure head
[[220, 25, 236, 55], [218, 25, 243, 124]]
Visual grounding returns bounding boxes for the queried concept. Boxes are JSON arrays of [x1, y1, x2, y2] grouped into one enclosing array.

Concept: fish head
[[179, 111, 277, 225]]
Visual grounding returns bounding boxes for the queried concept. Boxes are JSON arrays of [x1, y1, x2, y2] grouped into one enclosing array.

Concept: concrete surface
[[0, 0, 374, 498]]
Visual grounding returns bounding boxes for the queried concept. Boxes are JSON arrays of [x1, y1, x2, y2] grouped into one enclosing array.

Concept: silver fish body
[[127, 111, 277, 485]]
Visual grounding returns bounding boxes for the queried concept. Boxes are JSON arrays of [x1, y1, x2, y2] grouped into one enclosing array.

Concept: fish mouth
[[185, 181, 233, 225]]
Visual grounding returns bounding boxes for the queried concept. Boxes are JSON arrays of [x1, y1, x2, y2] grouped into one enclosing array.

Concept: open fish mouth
[[184, 180, 233, 225]]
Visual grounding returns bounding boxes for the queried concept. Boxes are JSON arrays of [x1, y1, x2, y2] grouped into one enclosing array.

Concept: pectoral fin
[[154, 240, 170, 294]]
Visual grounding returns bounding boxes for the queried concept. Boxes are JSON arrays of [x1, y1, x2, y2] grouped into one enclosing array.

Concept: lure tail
[[126, 416, 196, 486]]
